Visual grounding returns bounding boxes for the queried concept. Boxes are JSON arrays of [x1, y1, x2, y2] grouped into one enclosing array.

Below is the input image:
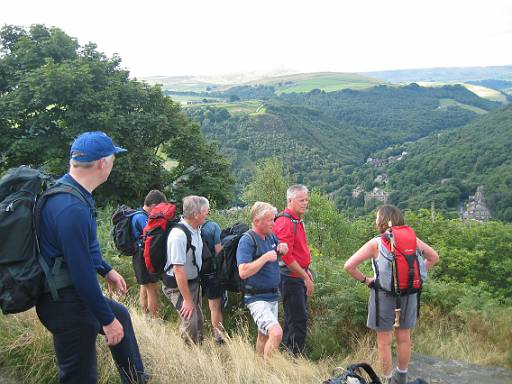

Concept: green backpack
[[0, 166, 87, 314]]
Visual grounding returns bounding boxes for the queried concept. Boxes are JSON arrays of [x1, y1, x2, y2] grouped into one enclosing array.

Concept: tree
[[242, 157, 291, 211], [0, 24, 234, 206]]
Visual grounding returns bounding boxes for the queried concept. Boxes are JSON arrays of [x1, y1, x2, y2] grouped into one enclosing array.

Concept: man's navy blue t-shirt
[[130, 210, 148, 252], [236, 232, 280, 304], [201, 219, 221, 255], [39, 174, 115, 326]]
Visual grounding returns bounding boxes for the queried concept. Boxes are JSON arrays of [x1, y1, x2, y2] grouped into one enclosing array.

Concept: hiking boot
[[390, 370, 407, 384]]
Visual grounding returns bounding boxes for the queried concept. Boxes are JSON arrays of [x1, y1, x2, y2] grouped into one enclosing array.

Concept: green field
[[439, 98, 488, 114], [191, 100, 266, 115], [169, 94, 223, 105], [248, 72, 383, 94], [144, 71, 384, 94], [142, 76, 219, 92]]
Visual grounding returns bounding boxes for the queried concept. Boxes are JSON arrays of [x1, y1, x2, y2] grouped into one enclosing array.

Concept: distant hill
[[363, 64, 512, 83], [245, 72, 383, 93], [141, 69, 297, 92], [188, 84, 499, 200], [415, 82, 508, 103], [339, 105, 512, 221], [142, 71, 382, 93]]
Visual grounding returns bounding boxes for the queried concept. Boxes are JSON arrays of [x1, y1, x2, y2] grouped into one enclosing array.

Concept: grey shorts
[[246, 300, 279, 336], [367, 289, 418, 332]]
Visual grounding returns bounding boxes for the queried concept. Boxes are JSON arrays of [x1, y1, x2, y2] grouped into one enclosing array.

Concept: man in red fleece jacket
[[273, 184, 313, 355]]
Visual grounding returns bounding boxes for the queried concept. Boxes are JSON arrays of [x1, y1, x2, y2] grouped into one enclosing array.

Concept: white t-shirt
[[164, 218, 203, 280]]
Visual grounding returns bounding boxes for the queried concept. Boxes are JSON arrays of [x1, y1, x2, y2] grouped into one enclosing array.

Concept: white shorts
[[246, 300, 279, 336]]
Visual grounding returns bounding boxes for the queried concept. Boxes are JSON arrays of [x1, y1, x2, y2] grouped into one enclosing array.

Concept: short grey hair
[[69, 159, 97, 168], [69, 154, 114, 169], [182, 195, 209, 219], [251, 201, 277, 222], [287, 184, 309, 200]]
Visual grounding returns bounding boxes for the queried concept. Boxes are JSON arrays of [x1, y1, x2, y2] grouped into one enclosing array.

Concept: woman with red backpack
[[344, 205, 439, 384]]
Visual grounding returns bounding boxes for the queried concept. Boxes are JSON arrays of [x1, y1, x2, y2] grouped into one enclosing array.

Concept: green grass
[[278, 78, 379, 93], [144, 72, 384, 95], [141, 76, 219, 93], [439, 98, 488, 114], [169, 95, 223, 105], [201, 100, 266, 115], [250, 72, 383, 94]]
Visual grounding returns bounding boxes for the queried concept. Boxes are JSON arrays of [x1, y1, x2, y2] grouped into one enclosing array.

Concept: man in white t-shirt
[[161, 195, 209, 344]]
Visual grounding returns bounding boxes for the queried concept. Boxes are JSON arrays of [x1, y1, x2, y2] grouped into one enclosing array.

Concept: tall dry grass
[[0, 302, 509, 383], [413, 306, 512, 367], [0, 307, 340, 384], [122, 310, 337, 384]]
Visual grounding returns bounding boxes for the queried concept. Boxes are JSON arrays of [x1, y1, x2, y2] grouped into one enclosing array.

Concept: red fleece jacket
[[273, 208, 311, 278]]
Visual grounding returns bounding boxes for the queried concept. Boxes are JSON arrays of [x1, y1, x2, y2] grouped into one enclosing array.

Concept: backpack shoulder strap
[[34, 182, 91, 236], [172, 223, 197, 267], [246, 230, 260, 260], [42, 181, 94, 216], [34, 182, 90, 301], [171, 223, 193, 251], [275, 212, 300, 235]]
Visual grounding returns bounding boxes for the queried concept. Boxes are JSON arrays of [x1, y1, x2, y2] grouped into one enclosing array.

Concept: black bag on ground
[[111, 205, 146, 256], [217, 222, 250, 292], [0, 166, 87, 314], [323, 363, 382, 384]]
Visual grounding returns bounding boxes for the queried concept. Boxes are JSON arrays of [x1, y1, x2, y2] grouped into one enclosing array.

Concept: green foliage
[[163, 122, 235, 207], [304, 206, 512, 359], [305, 191, 362, 260], [190, 84, 494, 204], [404, 209, 512, 300], [0, 24, 233, 207], [219, 85, 275, 100], [339, 105, 512, 221], [241, 157, 291, 211]]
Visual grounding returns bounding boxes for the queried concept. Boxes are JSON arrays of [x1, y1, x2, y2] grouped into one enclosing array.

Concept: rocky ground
[[407, 353, 512, 384]]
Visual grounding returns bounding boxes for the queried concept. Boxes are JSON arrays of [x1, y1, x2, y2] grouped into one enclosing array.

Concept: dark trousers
[[36, 287, 146, 384], [280, 274, 308, 355]]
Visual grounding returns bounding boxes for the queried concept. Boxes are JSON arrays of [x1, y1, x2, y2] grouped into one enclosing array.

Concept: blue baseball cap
[[70, 131, 127, 162]]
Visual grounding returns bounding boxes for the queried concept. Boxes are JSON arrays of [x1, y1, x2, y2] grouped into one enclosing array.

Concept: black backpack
[[323, 363, 382, 384], [111, 205, 147, 256], [0, 166, 88, 314], [217, 223, 250, 292]]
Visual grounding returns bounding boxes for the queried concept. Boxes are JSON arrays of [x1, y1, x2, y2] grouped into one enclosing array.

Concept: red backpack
[[373, 225, 424, 293], [142, 202, 177, 274]]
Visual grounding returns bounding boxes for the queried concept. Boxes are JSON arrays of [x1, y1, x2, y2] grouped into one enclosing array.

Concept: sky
[[1, 0, 511, 78]]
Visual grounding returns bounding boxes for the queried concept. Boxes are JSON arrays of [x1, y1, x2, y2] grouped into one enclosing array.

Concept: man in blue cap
[[36, 131, 148, 384]]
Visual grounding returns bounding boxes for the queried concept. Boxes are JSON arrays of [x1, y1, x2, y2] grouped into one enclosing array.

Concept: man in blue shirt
[[236, 202, 288, 360], [200, 219, 225, 343], [36, 131, 147, 384], [131, 190, 167, 318]]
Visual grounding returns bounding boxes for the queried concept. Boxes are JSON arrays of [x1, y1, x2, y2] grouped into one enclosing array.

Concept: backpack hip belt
[[244, 286, 279, 296]]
